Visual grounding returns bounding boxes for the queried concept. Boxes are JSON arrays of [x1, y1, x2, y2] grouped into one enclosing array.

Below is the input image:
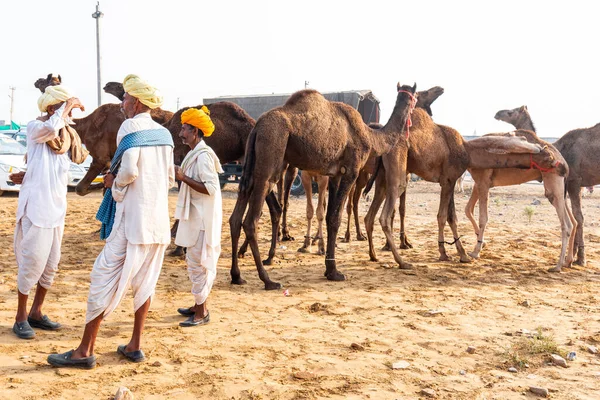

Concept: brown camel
[[364, 107, 565, 267], [229, 83, 418, 289], [342, 86, 446, 244], [34, 73, 62, 93], [103, 81, 125, 101], [492, 105, 597, 267], [297, 171, 329, 255]]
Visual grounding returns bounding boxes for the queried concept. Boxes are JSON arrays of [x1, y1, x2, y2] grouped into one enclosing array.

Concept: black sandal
[[117, 345, 146, 363], [47, 350, 96, 369]]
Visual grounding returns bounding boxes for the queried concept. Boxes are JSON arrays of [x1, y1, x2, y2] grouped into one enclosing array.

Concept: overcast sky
[[1, 0, 598, 138]]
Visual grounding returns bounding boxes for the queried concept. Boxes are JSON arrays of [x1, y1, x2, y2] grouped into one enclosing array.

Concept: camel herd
[[34, 76, 600, 289]]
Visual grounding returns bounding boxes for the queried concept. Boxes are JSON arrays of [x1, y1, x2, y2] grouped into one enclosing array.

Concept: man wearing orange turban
[[174, 106, 223, 327]]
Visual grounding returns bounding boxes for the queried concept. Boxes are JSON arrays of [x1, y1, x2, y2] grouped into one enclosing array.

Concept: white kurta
[[14, 104, 70, 294], [175, 140, 223, 305], [86, 112, 175, 323]]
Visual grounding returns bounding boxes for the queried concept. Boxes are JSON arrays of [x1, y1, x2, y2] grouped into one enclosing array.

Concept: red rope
[[530, 153, 554, 173], [397, 90, 417, 139]]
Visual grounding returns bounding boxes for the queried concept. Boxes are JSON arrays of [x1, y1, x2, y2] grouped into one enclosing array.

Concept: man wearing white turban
[[11, 86, 85, 339], [48, 75, 174, 369]]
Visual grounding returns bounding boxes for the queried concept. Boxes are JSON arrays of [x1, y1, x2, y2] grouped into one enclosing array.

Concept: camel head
[[103, 82, 125, 101], [494, 105, 529, 126], [33, 73, 62, 93], [416, 86, 444, 116]]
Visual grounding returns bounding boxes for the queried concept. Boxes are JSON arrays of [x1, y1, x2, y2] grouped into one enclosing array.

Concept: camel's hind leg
[[438, 181, 470, 262], [465, 182, 480, 237], [545, 175, 574, 272], [313, 175, 328, 255], [280, 166, 297, 241], [263, 191, 282, 266], [353, 170, 369, 241], [230, 191, 250, 285], [242, 180, 282, 290], [469, 183, 489, 259], [568, 181, 586, 266], [342, 183, 356, 243], [398, 188, 412, 249], [298, 173, 314, 253], [365, 172, 386, 262]]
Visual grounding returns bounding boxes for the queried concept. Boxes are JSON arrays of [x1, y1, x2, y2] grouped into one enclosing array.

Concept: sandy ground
[[1, 181, 600, 400]]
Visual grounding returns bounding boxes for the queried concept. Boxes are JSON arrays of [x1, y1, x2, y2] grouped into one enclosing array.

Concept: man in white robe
[[174, 107, 223, 327], [48, 75, 174, 369], [12, 86, 85, 339]]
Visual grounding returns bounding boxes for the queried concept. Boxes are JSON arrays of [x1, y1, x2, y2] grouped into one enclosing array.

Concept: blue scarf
[[96, 128, 174, 240]]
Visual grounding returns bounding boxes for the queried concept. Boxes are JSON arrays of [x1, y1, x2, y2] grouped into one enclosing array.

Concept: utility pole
[[304, 80, 309, 89], [9, 86, 15, 124], [92, 2, 104, 107], [176, 97, 180, 110]]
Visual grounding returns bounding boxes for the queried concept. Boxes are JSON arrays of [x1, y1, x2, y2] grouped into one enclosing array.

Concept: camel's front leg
[[353, 171, 369, 241], [263, 191, 282, 266], [313, 176, 328, 255], [568, 182, 586, 266], [469, 183, 489, 259], [465, 182, 480, 237], [280, 166, 297, 241], [75, 159, 107, 196], [298, 173, 314, 253], [324, 174, 355, 281], [398, 189, 412, 249], [545, 175, 574, 272], [342, 183, 355, 243], [364, 172, 386, 262], [445, 184, 470, 263]]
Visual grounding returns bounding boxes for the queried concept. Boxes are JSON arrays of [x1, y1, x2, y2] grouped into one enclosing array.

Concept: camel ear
[[397, 82, 401, 92], [412, 83, 417, 93], [57, 74, 62, 83], [520, 105, 527, 111]]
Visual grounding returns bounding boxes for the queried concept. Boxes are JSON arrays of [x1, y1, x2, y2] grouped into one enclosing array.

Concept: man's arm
[[29, 104, 67, 143], [114, 148, 141, 188]]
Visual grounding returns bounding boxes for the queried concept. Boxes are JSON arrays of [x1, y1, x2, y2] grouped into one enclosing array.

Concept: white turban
[[37, 85, 72, 112], [123, 74, 163, 109]]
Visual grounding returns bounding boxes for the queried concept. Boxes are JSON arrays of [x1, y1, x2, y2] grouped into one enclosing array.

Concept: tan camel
[[465, 127, 575, 271], [229, 83, 418, 289], [364, 108, 564, 267], [491, 105, 596, 268], [342, 86, 446, 244]]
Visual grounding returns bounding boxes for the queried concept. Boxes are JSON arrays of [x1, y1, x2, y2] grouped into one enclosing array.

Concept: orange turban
[[181, 106, 215, 137]]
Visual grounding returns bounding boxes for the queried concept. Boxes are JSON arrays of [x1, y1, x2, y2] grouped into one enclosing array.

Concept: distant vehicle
[[1, 129, 27, 147], [0, 136, 26, 195], [68, 154, 104, 189]]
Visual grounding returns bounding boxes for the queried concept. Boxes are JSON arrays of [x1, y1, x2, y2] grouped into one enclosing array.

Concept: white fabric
[[109, 112, 175, 244], [175, 140, 223, 248], [186, 231, 217, 305], [14, 215, 63, 295], [16, 103, 70, 228], [85, 220, 168, 323]]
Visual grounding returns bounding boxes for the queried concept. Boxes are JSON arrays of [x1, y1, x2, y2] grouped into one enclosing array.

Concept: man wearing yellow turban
[[174, 107, 223, 327], [11, 86, 85, 340], [48, 75, 175, 368]]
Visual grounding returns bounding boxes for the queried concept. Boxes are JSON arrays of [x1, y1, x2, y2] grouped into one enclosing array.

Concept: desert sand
[[1, 181, 599, 400]]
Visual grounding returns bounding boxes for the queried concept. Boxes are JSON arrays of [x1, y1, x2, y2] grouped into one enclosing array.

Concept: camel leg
[[469, 183, 489, 259], [465, 182, 480, 237], [229, 191, 250, 285], [242, 180, 281, 290], [280, 167, 297, 241], [365, 172, 386, 262], [314, 176, 328, 255], [437, 181, 469, 262], [546, 175, 574, 272], [324, 174, 356, 281], [298, 173, 314, 253], [342, 183, 355, 243], [263, 191, 282, 266], [568, 182, 586, 266], [353, 172, 368, 241], [446, 187, 470, 263], [238, 237, 249, 258], [168, 220, 185, 257], [398, 190, 413, 249], [75, 159, 107, 196]]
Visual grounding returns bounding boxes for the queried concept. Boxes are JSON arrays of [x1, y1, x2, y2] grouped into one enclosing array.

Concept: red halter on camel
[[397, 89, 418, 139]]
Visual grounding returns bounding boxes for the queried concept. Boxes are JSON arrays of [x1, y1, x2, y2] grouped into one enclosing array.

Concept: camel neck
[[516, 114, 536, 132]]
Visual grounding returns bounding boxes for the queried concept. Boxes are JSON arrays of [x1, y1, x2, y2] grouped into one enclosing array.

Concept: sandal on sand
[[28, 315, 62, 330], [117, 345, 146, 363], [179, 312, 210, 327], [13, 321, 35, 339], [177, 307, 195, 317], [47, 350, 96, 369]]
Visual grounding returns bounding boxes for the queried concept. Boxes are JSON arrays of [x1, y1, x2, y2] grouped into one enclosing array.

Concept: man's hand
[[174, 166, 185, 181], [9, 171, 25, 185], [103, 173, 115, 188], [64, 97, 85, 117]]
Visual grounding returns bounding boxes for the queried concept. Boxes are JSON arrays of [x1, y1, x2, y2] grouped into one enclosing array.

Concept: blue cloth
[[96, 128, 174, 240]]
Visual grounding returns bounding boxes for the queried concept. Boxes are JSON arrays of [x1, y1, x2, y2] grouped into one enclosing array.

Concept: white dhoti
[[86, 221, 167, 323], [14, 216, 63, 295], [186, 231, 219, 305]]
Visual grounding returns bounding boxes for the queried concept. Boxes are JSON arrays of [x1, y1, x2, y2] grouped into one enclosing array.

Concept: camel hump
[[285, 90, 325, 107]]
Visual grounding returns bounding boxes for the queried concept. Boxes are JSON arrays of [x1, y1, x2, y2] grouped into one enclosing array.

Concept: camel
[[229, 83, 418, 289], [103, 81, 125, 101], [34, 73, 62, 93], [342, 86, 446, 244], [297, 171, 329, 255], [493, 105, 598, 267], [364, 106, 565, 268]]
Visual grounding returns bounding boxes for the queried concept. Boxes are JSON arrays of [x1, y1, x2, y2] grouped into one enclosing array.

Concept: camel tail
[[239, 127, 258, 195], [364, 156, 382, 195]]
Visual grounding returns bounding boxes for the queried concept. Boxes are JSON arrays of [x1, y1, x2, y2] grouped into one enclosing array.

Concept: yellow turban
[[37, 85, 72, 112], [181, 106, 215, 137], [122, 74, 163, 109]]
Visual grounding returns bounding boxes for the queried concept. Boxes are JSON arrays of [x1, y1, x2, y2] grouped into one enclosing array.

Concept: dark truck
[[204, 90, 380, 194]]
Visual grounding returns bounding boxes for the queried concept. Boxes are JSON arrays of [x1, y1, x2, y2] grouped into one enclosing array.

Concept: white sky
[[1, 0, 599, 138]]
